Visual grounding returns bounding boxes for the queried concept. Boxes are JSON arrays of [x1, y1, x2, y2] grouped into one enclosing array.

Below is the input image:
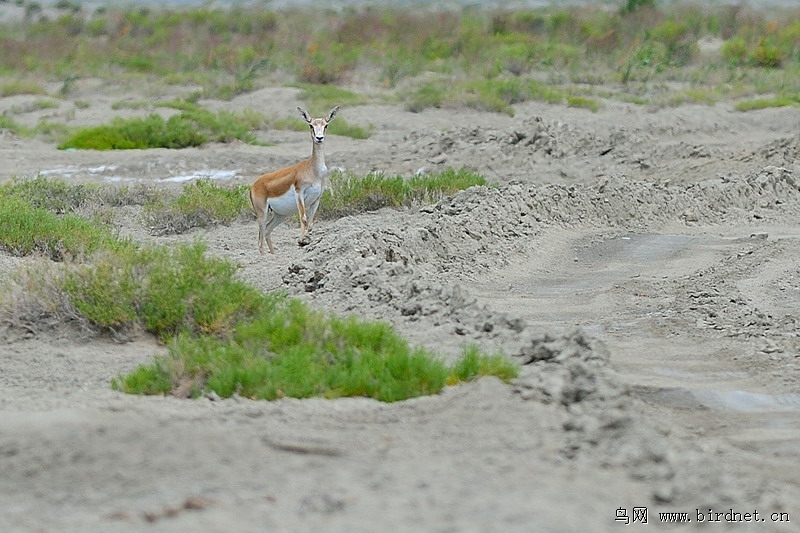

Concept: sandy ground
[[2, 74, 800, 531]]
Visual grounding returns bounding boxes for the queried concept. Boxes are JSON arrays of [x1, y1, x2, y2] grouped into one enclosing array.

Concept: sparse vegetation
[[142, 179, 250, 235], [0, 180, 518, 401], [734, 95, 800, 112], [135, 168, 487, 235], [0, 2, 798, 115]]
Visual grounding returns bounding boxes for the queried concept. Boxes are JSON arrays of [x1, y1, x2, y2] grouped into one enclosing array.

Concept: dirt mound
[[288, 165, 800, 287], [748, 134, 800, 168]]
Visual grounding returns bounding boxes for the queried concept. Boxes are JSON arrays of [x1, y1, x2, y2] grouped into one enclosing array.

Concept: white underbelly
[[268, 184, 323, 215]]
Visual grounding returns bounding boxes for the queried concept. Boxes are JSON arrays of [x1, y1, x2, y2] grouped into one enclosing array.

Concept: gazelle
[[249, 105, 338, 255]]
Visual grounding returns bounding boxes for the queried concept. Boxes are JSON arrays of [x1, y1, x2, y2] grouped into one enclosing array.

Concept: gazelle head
[[298, 105, 339, 145]]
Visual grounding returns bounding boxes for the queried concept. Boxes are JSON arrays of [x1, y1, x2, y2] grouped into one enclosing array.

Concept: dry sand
[[2, 76, 800, 531]]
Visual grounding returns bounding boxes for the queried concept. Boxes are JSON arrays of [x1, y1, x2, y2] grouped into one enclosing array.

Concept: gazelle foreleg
[[293, 185, 309, 238], [298, 197, 322, 247]]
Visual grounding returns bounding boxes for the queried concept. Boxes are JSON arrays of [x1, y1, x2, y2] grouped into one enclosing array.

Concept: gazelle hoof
[[298, 236, 311, 247]]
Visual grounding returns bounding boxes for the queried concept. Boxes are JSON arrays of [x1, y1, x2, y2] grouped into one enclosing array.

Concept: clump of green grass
[[406, 82, 447, 112], [142, 179, 250, 235], [58, 107, 262, 150], [567, 95, 601, 112], [448, 345, 519, 385], [62, 241, 263, 337], [0, 80, 47, 97], [0, 195, 117, 260], [2, 175, 99, 213], [321, 168, 489, 219], [58, 114, 204, 150], [8, 99, 59, 114], [734, 95, 799, 112], [113, 298, 517, 402]]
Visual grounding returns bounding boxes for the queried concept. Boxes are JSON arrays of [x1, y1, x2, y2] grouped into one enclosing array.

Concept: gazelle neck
[[310, 139, 327, 177]]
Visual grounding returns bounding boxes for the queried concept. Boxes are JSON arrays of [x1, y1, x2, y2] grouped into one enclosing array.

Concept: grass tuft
[[0, 195, 118, 261], [142, 179, 250, 235], [321, 168, 489, 219], [734, 95, 799, 112], [113, 307, 518, 402], [58, 107, 261, 150]]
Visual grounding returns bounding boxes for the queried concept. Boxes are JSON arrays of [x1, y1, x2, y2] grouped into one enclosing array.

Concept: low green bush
[[58, 107, 260, 150], [113, 300, 517, 402], [405, 82, 446, 112], [0, 195, 117, 260], [734, 95, 798, 111], [567, 95, 601, 111], [321, 168, 489, 219], [0, 115, 31, 137], [2, 175, 98, 213], [58, 114, 204, 150], [142, 179, 250, 235], [0, 80, 47, 97], [62, 242, 263, 337]]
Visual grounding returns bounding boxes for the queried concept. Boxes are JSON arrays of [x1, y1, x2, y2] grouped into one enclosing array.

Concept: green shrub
[[621, 0, 657, 16], [328, 119, 372, 140], [62, 248, 141, 330], [0, 196, 116, 260], [0, 80, 47, 97], [722, 37, 748, 66], [0, 115, 32, 137], [2, 175, 98, 213], [567, 95, 601, 111], [406, 82, 447, 112], [58, 114, 204, 150], [58, 107, 259, 150], [321, 168, 488, 219], [113, 303, 518, 402], [752, 39, 784, 68], [62, 241, 264, 337], [142, 179, 250, 235], [405, 78, 566, 115]]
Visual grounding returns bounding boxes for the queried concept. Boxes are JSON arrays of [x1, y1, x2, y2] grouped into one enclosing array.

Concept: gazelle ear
[[326, 105, 339, 122], [298, 107, 312, 124]]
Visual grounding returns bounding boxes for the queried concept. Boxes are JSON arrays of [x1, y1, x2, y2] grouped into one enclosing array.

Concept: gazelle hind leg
[[263, 212, 288, 254], [252, 196, 269, 256]]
